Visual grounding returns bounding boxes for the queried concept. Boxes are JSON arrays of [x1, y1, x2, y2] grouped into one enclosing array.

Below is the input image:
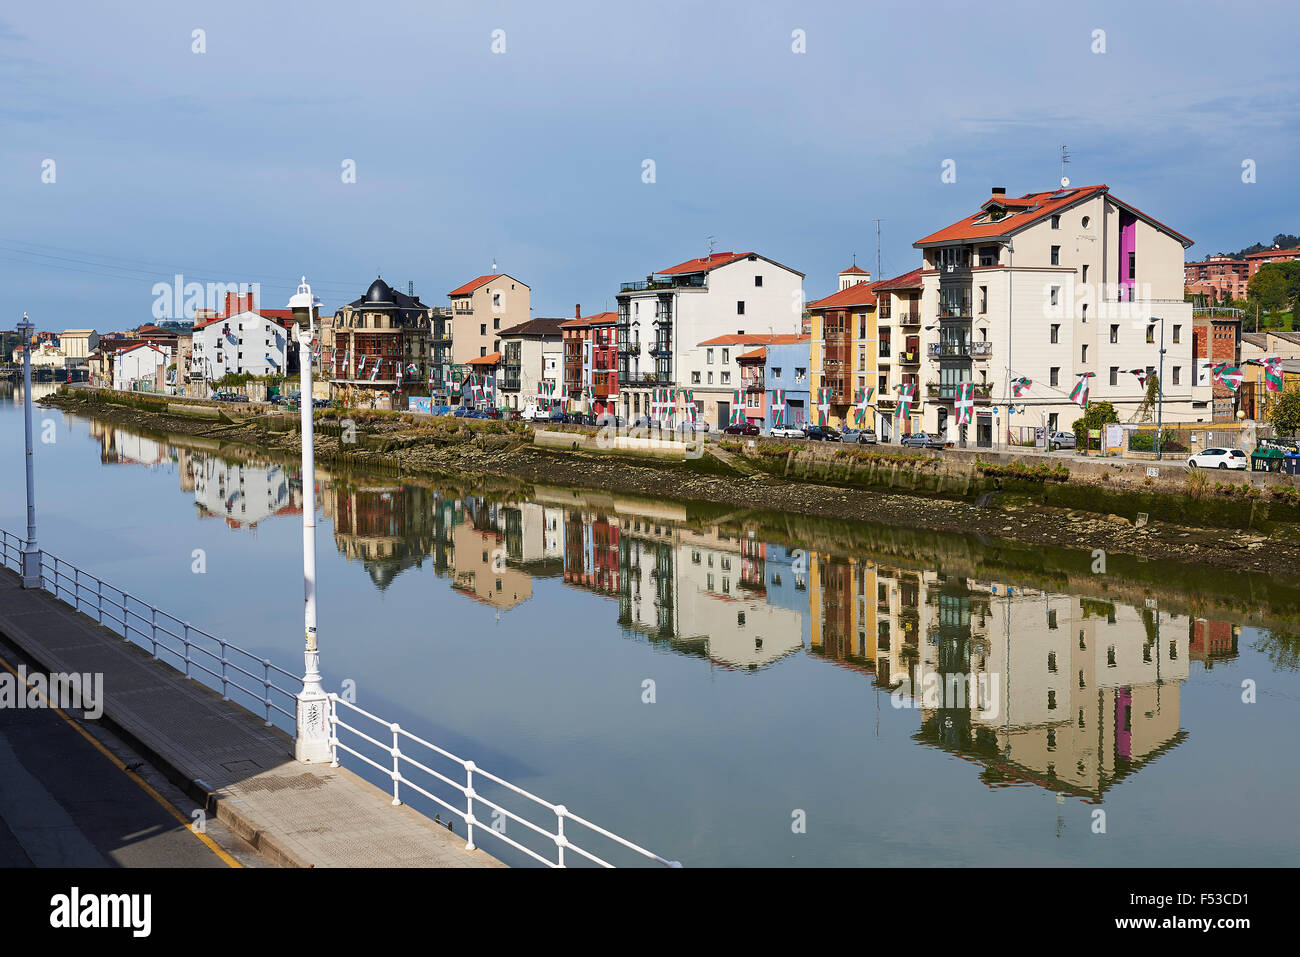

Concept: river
[[3, 382, 1299, 867]]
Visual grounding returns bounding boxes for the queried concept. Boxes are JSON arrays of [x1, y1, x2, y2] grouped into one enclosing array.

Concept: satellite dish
[[1060, 176, 1071, 188]]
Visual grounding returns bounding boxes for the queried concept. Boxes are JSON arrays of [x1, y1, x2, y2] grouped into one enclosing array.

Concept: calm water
[[3, 383, 1299, 867]]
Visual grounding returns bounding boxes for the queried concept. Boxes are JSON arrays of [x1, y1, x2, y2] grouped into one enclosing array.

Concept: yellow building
[[807, 266, 879, 428]]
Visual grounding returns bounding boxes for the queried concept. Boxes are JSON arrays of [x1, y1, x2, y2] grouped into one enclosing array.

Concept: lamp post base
[[295, 687, 332, 763], [20, 546, 41, 590]]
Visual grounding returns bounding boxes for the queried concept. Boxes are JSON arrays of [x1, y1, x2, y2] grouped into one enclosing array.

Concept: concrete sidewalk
[[0, 569, 503, 868]]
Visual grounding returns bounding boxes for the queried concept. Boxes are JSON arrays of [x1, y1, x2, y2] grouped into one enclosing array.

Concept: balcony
[[744, 374, 765, 392], [650, 338, 672, 357], [898, 310, 922, 327], [969, 341, 993, 358], [938, 263, 972, 280], [618, 276, 704, 292]]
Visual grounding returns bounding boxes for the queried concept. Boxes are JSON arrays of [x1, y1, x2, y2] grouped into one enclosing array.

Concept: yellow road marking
[[0, 653, 243, 868]]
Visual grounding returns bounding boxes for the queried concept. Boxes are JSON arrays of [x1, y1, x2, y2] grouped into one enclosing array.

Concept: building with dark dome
[[326, 276, 452, 405]]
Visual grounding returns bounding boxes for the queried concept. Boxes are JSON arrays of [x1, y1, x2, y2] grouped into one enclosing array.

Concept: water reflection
[[74, 426, 1271, 810]]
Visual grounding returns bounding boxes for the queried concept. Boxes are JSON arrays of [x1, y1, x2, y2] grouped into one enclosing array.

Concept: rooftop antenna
[[706, 235, 715, 258], [491, 257, 498, 273], [1060, 145, 1071, 188], [873, 219, 883, 280]]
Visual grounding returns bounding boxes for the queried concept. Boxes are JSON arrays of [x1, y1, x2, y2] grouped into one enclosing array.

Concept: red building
[[1185, 246, 1300, 302], [561, 306, 618, 415], [1192, 313, 1241, 421]]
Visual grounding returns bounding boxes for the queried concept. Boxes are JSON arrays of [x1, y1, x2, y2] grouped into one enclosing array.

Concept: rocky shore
[[41, 388, 1300, 582]]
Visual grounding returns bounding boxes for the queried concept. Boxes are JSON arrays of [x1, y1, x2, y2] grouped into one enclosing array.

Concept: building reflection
[[90, 435, 1253, 802]]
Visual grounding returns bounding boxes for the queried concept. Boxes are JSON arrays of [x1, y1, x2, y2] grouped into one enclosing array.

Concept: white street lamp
[[288, 277, 330, 763], [17, 313, 41, 589]]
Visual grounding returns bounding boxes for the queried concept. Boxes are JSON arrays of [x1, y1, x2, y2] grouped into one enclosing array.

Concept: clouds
[[0, 0, 1296, 326]]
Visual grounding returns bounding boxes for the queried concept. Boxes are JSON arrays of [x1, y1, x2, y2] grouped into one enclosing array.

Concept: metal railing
[[328, 696, 680, 868], [0, 529, 299, 727], [0, 526, 680, 868]]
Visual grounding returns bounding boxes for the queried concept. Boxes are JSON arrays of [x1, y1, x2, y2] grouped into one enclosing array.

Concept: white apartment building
[[614, 251, 804, 422], [911, 184, 1199, 444], [112, 342, 172, 391], [190, 310, 290, 385]]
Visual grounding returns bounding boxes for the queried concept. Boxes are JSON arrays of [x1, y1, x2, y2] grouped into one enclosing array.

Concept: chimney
[[575, 304, 581, 320], [992, 186, 1006, 197]]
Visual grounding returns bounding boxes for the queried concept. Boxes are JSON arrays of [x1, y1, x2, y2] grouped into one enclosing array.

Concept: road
[[0, 642, 267, 868]]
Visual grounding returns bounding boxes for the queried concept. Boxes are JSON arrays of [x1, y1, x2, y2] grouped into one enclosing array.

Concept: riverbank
[[41, 387, 1300, 580]]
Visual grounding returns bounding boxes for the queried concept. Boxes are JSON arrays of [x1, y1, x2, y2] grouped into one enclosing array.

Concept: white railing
[[8, 536, 302, 727], [329, 695, 681, 868], [1, 526, 681, 868]]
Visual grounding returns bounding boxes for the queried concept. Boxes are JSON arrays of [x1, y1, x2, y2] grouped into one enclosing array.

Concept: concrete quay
[[0, 568, 503, 868]]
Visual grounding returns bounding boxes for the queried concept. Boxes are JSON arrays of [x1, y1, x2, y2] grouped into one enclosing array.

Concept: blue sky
[[1, 0, 1297, 330]]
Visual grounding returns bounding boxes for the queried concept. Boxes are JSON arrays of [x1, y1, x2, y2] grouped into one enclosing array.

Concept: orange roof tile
[[659, 252, 751, 275], [870, 267, 924, 291], [807, 282, 877, 310], [467, 352, 501, 365], [448, 276, 496, 297], [738, 347, 767, 361], [697, 333, 807, 347], [840, 264, 870, 275]]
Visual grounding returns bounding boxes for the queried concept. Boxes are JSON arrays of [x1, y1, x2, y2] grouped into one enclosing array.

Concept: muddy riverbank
[[41, 388, 1300, 580]]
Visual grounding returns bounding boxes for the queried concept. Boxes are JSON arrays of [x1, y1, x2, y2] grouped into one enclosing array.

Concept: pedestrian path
[[0, 568, 504, 868]]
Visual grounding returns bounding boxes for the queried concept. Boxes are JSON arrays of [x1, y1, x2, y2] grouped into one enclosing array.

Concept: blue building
[[764, 336, 812, 428]]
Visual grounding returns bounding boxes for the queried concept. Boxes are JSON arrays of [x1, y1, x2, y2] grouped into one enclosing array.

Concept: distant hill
[[1218, 233, 1300, 258]]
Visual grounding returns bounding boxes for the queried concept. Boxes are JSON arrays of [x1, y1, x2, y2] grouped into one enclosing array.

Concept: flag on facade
[[1068, 371, 1095, 407], [395, 365, 402, 389], [954, 381, 974, 426], [682, 389, 696, 422], [853, 387, 874, 426], [770, 389, 786, 426], [1205, 362, 1244, 392], [406, 363, 419, 376], [815, 387, 831, 426], [731, 390, 747, 425], [1127, 368, 1150, 388], [1264, 356, 1284, 393], [1011, 376, 1032, 398], [895, 382, 915, 419], [370, 360, 381, 381], [356, 355, 367, 377]]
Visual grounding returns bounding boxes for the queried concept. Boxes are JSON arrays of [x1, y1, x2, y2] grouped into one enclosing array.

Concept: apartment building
[[763, 336, 812, 427], [912, 184, 1198, 442], [683, 333, 806, 428], [870, 269, 925, 439], [329, 278, 440, 404], [1192, 313, 1242, 421], [190, 310, 289, 384], [614, 251, 804, 423], [561, 308, 618, 416], [497, 316, 566, 411], [1185, 246, 1300, 302], [807, 267, 878, 429], [447, 273, 530, 365]]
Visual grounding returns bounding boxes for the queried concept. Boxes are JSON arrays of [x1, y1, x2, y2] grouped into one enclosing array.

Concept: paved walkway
[[0, 568, 503, 868]]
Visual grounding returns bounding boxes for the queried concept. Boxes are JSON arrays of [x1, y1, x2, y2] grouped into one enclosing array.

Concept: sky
[[1, 0, 1297, 331]]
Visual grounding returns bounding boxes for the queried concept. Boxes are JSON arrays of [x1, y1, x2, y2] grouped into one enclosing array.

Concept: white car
[[769, 425, 805, 439], [1187, 448, 1247, 470]]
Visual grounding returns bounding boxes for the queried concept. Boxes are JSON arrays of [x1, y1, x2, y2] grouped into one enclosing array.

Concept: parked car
[[804, 425, 841, 442], [900, 431, 945, 449], [723, 421, 760, 436], [1187, 448, 1247, 470], [597, 413, 625, 430], [676, 419, 709, 435], [630, 415, 655, 430], [769, 425, 805, 439], [840, 428, 878, 445], [1047, 431, 1076, 451]]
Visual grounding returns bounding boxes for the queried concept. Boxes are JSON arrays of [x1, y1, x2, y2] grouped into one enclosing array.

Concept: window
[[722, 349, 729, 363], [979, 286, 987, 314], [737, 301, 745, 315], [1146, 325, 1155, 344], [1110, 366, 1118, 386], [795, 367, 806, 382], [1050, 286, 1059, 306], [492, 292, 501, 308], [772, 366, 782, 378], [1082, 264, 1089, 284], [480, 324, 486, 336], [1128, 250, 1136, 279], [1172, 324, 1181, 343], [1172, 366, 1181, 385], [1048, 609, 1058, 630], [1048, 651, 1058, 672], [754, 275, 763, 287], [706, 349, 714, 364], [480, 347, 487, 357], [1050, 245, 1060, 265], [1082, 215, 1091, 228], [493, 318, 500, 330], [691, 371, 700, 384], [721, 372, 730, 385], [1081, 344, 1088, 363], [1110, 324, 1119, 344], [1050, 367, 1060, 387], [707, 372, 713, 384], [1047, 690, 1057, 710], [1081, 303, 1088, 323], [1050, 324, 1060, 344], [1050, 215, 1060, 230]]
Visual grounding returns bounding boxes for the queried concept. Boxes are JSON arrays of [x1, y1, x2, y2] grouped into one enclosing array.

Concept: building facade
[[498, 316, 566, 412], [912, 184, 1199, 442], [330, 277, 439, 405], [448, 273, 531, 365], [763, 337, 812, 427], [561, 309, 619, 416], [614, 251, 804, 423], [807, 267, 881, 431]]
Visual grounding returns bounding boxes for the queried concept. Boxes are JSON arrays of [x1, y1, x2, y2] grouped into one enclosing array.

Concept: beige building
[[60, 329, 99, 360], [448, 273, 531, 365]]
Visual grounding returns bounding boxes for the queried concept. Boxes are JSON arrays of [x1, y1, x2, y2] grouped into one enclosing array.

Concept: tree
[[1248, 267, 1288, 314], [1131, 376, 1160, 423], [1268, 387, 1300, 437], [1072, 400, 1119, 434]]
